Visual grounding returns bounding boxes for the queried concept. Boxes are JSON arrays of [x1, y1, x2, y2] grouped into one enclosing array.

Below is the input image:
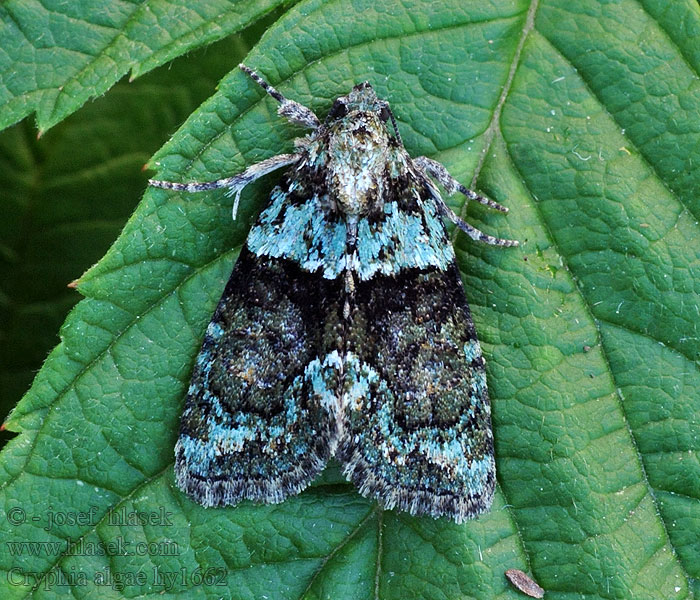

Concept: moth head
[[325, 82, 401, 144]]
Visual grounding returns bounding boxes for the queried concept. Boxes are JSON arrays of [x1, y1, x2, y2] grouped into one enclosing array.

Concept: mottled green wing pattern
[[337, 263, 495, 523], [175, 248, 341, 506]]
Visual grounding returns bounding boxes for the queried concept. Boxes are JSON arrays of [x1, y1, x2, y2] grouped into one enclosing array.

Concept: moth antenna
[[239, 64, 320, 130]]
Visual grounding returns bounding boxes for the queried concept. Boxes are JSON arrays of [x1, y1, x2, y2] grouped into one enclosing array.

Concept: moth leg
[[149, 153, 300, 220], [414, 156, 509, 212], [415, 158, 519, 247], [239, 64, 321, 130]]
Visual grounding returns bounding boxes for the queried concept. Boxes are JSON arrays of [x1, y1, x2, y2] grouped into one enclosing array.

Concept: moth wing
[[338, 262, 495, 522], [175, 248, 339, 507]]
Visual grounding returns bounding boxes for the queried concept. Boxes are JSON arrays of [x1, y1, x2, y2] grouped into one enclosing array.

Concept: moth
[[150, 65, 518, 523]]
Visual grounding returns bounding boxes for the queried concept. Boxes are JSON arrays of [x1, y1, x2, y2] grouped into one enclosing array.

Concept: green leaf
[[2, 0, 699, 598], [0, 0, 290, 133]]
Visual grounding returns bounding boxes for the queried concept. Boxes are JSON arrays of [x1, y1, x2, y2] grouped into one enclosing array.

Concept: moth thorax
[[327, 114, 389, 215]]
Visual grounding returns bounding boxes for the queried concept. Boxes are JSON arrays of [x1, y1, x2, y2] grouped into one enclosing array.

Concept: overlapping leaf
[[0, 0, 289, 132]]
